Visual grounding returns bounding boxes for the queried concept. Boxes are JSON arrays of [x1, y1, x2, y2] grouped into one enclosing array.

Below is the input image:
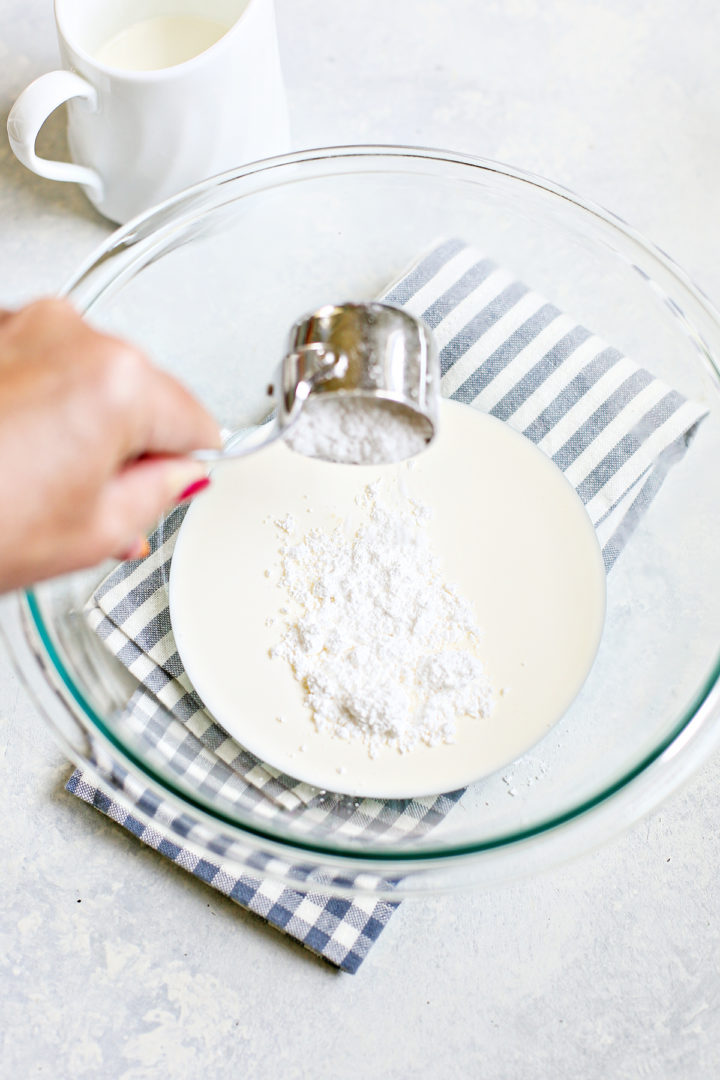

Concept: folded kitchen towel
[[68, 238, 707, 971]]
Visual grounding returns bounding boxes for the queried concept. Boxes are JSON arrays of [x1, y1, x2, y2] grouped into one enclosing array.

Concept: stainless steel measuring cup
[[194, 302, 439, 463]]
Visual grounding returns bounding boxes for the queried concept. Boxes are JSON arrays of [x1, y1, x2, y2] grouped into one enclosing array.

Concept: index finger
[[129, 363, 223, 460]]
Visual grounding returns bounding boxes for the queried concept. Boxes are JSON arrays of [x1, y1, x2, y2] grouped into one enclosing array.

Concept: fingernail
[[166, 462, 209, 504], [120, 536, 151, 561], [176, 476, 211, 503]]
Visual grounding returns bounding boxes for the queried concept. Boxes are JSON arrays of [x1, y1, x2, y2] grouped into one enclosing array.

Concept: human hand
[[0, 298, 221, 590]]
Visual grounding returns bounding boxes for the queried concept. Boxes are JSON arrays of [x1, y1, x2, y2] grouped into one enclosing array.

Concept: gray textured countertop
[[3, 2, 720, 1076]]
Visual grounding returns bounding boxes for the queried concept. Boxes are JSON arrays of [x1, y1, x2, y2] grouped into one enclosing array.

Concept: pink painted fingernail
[[176, 476, 211, 503]]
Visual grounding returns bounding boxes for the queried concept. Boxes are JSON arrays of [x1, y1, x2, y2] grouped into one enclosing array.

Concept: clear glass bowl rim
[[24, 143, 720, 865]]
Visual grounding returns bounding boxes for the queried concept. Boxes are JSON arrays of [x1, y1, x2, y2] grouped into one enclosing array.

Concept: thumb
[[94, 456, 211, 560]]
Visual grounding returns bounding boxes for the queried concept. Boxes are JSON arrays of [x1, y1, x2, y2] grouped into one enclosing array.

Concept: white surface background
[[2, 1, 720, 1076]]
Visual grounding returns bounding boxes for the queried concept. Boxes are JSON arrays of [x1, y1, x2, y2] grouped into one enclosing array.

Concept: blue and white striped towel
[[69, 238, 707, 972]]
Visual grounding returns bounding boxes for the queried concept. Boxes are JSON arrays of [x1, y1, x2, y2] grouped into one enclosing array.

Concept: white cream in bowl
[[169, 400, 606, 798]]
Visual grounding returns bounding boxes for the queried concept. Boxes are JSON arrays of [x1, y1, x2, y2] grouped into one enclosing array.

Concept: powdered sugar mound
[[284, 396, 429, 464], [270, 479, 494, 757]]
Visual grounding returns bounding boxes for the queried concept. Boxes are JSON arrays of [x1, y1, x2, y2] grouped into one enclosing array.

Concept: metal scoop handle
[[191, 347, 348, 463]]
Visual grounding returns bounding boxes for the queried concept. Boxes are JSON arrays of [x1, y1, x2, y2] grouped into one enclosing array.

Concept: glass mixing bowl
[[6, 146, 720, 896]]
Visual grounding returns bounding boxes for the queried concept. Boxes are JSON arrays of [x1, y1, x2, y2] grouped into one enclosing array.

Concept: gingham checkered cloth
[[69, 238, 707, 972]]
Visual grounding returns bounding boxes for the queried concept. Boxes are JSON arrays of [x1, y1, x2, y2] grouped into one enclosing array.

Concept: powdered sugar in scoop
[[270, 477, 494, 757], [284, 396, 430, 464]]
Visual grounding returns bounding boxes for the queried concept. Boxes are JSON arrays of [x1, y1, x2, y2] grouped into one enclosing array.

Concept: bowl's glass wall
[[29, 149, 720, 860]]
